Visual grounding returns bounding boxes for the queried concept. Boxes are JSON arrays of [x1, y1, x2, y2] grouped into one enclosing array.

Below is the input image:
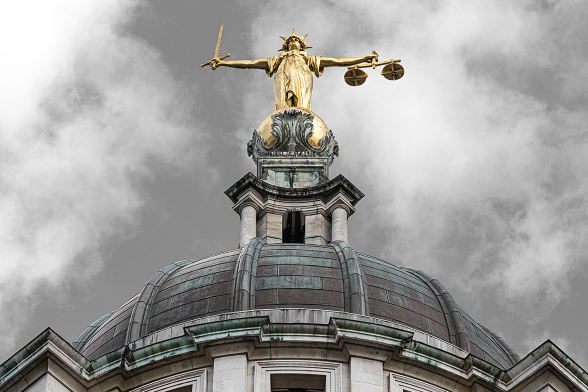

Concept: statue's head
[[279, 29, 311, 52]]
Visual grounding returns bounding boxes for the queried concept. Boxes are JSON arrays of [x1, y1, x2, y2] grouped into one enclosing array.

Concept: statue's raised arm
[[320, 51, 378, 68], [208, 57, 269, 71], [203, 28, 400, 110]]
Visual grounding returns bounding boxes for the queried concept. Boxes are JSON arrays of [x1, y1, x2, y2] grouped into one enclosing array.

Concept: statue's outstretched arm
[[209, 58, 269, 71], [320, 53, 377, 68]]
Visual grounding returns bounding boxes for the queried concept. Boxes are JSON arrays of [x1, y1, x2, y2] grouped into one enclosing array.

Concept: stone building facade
[[2, 71, 587, 392]]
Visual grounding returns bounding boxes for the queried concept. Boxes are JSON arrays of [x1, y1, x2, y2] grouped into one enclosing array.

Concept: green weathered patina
[[330, 241, 370, 315], [185, 316, 269, 345], [127, 260, 193, 343], [331, 318, 413, 341], [229, 238, 266, 311], [72, 312, 112, 351]]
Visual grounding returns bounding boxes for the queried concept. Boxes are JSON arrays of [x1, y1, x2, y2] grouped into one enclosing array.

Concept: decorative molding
[[247, 109, 338, 164], [4, 322, 588, 392], [127, 369, 207, 392], [260, 235, 283, 241], [304, 234, 329, 243], [389, 373, 450, 392], [231, 186, 265, 216], [254, 360, 343, 392], [225, 173, 364, 205]]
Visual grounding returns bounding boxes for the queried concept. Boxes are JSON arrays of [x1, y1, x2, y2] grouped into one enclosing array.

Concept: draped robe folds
[[266, 50, 323, 111]]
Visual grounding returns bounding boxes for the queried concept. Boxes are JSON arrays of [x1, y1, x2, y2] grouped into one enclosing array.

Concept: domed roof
[[73, 241, 520, 369]]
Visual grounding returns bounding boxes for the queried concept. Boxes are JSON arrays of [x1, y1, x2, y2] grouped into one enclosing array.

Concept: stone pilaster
[[212, 354, 248, 392], [256, 212, 283, 243], [304, 213, 331, 245], [350, 357, 383, 392]]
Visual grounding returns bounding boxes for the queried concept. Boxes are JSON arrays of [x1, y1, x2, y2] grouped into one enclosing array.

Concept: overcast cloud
[[0, 0, 195, 360], [1, 0, 588, 369], [242, 0, 588, 320]]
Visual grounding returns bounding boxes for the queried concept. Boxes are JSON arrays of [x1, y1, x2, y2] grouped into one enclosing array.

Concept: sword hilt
[[201, 54, 230, 69], [201, 24, 229, 69]]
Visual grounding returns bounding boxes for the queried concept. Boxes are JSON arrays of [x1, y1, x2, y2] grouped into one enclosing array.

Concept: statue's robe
[[267, 50, 323, 111]]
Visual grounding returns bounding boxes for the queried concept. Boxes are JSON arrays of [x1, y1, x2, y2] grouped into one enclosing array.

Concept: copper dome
[[73, 240, 520, 369]]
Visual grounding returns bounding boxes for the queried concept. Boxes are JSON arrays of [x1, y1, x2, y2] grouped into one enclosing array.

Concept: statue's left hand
[[369, 51, 379, 63]]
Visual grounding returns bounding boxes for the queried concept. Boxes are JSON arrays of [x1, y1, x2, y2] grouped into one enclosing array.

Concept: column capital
[[232, 185, 265, 216], [326, 189, 355, 217], [239, 201, 259, 216]]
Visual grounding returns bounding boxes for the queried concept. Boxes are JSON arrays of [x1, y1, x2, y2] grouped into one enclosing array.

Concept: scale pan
[[381, 63, 404, 80], [344, 68, 368, 86]]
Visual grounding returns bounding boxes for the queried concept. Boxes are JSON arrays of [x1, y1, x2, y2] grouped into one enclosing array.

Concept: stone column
[[350, 357, 383, 392], [331, 206, 349, 243], [239, 204, 257, 248]]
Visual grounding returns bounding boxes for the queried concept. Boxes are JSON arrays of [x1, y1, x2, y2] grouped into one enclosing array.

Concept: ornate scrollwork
[[247, 109, 338, 163], [248, 129, 277, 158]]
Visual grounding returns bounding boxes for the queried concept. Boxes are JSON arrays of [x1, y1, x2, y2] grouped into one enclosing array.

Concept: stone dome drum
[[73, 240, 520, 370]]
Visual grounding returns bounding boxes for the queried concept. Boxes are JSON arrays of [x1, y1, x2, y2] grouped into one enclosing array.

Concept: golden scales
[[343, 51, 404, 86]]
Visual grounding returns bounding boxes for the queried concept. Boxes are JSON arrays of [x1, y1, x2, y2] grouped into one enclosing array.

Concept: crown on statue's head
[[279, 29, 312, 51]]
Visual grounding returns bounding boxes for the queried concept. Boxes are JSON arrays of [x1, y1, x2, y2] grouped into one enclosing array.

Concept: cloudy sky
[[1, 0, 588, 369]]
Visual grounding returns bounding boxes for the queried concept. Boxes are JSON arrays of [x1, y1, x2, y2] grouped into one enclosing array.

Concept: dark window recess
[[167, 386, 192, 392], [282, 211, 305, 243], [271, 373, 325, 391]]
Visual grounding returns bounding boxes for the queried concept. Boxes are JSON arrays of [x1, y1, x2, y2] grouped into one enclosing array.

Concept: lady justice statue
[[202, 26, 402, 188], [202, 28, 379, 111]]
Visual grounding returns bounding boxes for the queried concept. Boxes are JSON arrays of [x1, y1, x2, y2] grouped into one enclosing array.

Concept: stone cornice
[[2, 314, 587, 392], [226, 173, 363, 221], [225, 173, 364, 206]]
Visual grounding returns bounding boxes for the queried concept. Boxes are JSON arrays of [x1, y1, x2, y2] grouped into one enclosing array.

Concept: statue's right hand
[[210, 57, 221, 70]]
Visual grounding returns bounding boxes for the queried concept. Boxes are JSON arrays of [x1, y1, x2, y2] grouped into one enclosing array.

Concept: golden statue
[[203, 28, 380, 111]]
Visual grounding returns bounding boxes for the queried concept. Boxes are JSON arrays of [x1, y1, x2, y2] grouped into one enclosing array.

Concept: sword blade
[[214, 24, 223, 58]]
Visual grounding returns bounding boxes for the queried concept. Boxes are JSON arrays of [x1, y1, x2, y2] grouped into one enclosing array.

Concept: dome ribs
[[229, 237, 266, 311], [77, 294, 139, 360], [480, 324, 521, 364], [126, 260, 192, 344], [406, 269, 520, 369], [354, 253, 449, 341], [73, 245, 520, 368], [145, 250, 240, 334], [330, 241, 370, 316], [407, 269, 470, 352], [72, 311, 112, 351]]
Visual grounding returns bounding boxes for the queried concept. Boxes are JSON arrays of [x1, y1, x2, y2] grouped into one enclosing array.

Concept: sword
[[201, 24, 230, 69]]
